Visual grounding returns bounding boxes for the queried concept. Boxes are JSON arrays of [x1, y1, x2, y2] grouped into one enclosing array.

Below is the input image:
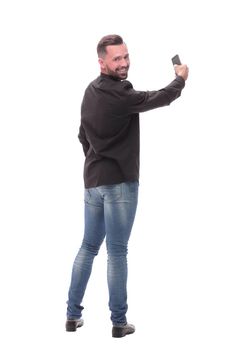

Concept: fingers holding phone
[[175, 64, 189, 80], [172, 54, 189, 81]]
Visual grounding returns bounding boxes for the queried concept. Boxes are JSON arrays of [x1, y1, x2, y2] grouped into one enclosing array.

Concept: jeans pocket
[[99, 184, 122, 202]]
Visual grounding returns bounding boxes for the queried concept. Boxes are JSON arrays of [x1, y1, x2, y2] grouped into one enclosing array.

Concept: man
[[66, 34, 189, 338]]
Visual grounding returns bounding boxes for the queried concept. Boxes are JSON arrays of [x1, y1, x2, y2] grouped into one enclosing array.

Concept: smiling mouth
[[118, 68, 128, 74]]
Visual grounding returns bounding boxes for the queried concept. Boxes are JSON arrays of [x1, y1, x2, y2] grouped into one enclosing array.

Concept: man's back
[[79, 73, 140, 188]]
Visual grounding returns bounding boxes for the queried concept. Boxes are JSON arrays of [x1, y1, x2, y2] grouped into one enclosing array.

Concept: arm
[[123, 75, 186, 114], [78, 124, 90, 156]]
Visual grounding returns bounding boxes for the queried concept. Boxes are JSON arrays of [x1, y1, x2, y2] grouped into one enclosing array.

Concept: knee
[[106, 242, 128, 257], [81, 239, 100, 256]]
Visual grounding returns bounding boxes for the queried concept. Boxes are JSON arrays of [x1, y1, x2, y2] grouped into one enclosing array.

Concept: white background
[[0, 0, 233, 349]]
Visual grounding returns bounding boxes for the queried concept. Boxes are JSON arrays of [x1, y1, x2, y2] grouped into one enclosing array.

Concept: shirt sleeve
[[122, 76, 185, 114], [78, 124, 90, 156]]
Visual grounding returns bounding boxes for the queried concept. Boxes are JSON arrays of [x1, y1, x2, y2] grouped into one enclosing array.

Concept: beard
[[105, 65, 129, 80]]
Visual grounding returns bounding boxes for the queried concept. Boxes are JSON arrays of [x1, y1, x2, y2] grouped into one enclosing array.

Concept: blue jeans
[[66, 181, 139, 326]]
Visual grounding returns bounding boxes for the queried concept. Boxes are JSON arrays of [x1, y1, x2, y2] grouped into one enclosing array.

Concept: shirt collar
[[100, 73, 121, 81]]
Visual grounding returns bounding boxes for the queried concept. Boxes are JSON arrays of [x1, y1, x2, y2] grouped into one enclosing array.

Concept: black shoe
[[65, 319, 84, 332], [112, 323, 135, 338]]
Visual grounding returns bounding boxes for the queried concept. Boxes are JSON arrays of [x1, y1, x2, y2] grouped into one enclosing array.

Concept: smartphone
[[172, 54, 181, 65]]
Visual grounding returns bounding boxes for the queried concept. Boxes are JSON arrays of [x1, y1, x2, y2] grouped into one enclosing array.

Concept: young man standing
[[66, 34, 189, 337]]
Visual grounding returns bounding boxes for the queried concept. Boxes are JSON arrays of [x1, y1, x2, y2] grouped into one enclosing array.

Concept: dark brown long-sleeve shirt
[[78, 73, 185, 188]]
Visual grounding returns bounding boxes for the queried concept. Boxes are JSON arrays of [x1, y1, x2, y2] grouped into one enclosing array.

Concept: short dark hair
[[97, 34, 124, 58]]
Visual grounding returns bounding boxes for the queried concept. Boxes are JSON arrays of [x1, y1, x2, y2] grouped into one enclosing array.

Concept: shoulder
[[121, 79, 133, 90]]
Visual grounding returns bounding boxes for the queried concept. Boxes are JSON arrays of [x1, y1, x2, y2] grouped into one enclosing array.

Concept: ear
[[98, 57, 105, 70]]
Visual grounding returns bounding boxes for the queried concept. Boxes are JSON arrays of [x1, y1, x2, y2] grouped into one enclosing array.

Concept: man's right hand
[[174, 64, 189, 81]]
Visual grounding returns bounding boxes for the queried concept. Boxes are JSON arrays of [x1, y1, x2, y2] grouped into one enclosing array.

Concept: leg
[[66, 188, 105, 320], [101, 182, 139, 326]]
